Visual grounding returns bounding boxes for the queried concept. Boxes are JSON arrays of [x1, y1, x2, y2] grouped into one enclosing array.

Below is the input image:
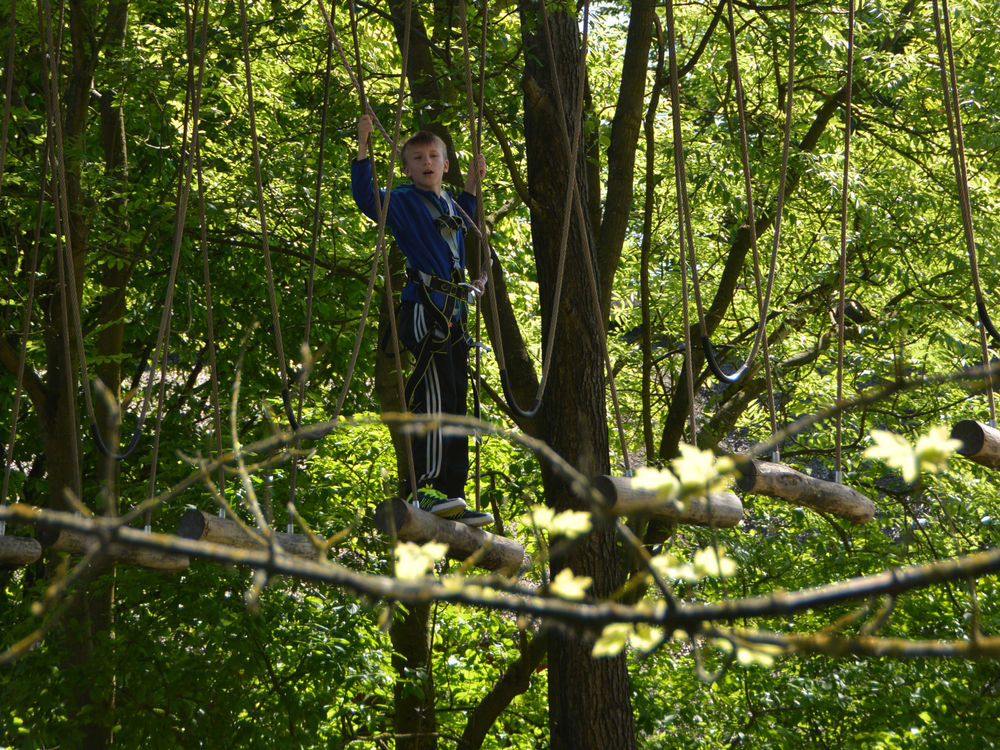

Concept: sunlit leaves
[[519, 505, 592, 539], [650, 545, 738, 582], [394, 541, 448, 581], [592, 622, 665, 659], [549, 568, 593, 601], [864, 426, 962, 484]]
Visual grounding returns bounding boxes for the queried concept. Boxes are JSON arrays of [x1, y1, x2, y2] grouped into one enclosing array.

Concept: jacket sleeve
[[351, 157, 382, 222], [457, 190, 477, 227]]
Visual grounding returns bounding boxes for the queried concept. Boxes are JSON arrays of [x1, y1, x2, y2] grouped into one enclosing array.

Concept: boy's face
[[402, 140, 449, 194]]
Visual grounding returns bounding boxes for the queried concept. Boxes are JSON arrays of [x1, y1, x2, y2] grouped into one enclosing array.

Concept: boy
[[352, 114, 493, 527]]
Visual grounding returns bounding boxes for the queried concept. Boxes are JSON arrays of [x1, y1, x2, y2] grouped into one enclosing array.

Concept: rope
[[237, 0, 299, 430], [39, 0, 83, 498], [287, 31, 336, 532], [191, 0, 226, 510], [663, 0, 700, 444], [834, 0, 857, 484], [931, 0, 998, 426], [456, 0, 489, 508], [666, 0, 795, 445], [316, 0, 398, 424], [723, 0, 780, 456], [696, 0, 781, 388], [142, 0, 215, 526], [530, 0, 632, 472], [344, 0, 421, 497]]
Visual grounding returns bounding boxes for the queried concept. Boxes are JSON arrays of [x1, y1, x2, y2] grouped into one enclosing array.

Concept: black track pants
[[397, 300, 470, 499]]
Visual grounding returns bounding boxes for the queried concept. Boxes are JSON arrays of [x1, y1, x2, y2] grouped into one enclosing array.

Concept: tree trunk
[[520, 4, 636, 747]]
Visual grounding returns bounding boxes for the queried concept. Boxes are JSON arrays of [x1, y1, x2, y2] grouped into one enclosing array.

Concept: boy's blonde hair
[[400, 130, 447, 161]]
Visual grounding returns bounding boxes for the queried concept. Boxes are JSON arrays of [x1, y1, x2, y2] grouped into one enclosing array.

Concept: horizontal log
[[36, 527, 189, 572], [592, 475, 744, 528], [374, 497, 527, 576], [177, 508, 319, 559], [0, 535, 42, 568], [951, 420, 1000, 470], [735, 459, 875, 524]]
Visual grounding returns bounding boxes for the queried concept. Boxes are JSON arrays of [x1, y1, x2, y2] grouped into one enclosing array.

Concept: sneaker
[[409, 490, 466, 518], [452, 508, 495, 528]]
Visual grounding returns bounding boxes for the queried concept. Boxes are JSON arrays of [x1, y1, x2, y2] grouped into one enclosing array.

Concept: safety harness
[[403, 192, 475, 409]]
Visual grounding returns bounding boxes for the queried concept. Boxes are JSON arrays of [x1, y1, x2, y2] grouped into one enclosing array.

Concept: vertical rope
[[39, 0, 83, 498], [663, 0, 700, 445], [834, 0, 857, 484], [931, 0, 998, 426], [287, 31, 336, 533], [237, 0, 297, 429], [191, 0, 226, 512]]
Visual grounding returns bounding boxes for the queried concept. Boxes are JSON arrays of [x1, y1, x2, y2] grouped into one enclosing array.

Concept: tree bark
[[520, 4, 636, 747]]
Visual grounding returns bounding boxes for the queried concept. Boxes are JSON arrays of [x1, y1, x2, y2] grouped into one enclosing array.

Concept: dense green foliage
[[3, 0, 1000, 747]]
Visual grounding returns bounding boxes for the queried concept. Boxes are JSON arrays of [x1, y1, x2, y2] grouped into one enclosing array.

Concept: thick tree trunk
[[520, 4, 636, 747], [376, 274, 438, 750]]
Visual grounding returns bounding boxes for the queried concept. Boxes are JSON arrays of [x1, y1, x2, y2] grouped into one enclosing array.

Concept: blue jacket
[[351, 157, 477, 310]]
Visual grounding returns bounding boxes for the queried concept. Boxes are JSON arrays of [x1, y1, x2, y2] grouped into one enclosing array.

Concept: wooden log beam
[[951, 420, 1000, 470], [36, 527, 189, 572], [177, 508, 320, 559], [374, 498, 527, 576], [0, 535, 42, 568], [735, 459, 876, 524], [592, 475, 744, 528]]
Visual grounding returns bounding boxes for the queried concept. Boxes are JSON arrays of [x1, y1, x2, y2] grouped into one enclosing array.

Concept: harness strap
[[407, 267, 469, 301]]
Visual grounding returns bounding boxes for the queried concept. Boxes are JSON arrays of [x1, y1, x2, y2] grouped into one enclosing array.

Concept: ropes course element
[[237, 0, 299, 431], [665, 0, 791, 391], [735, 460, 875, 524], [834, 0, 858, 484], [286, 32, 336, 534], [525, 0, 633, 473], [35, 522, 189, 571], [931, 0, 998, 429], [950, 420, 1000, 471], [491, 0, 589, 421], [692, 0, 782, 389], [34, 0, 197, 466], [665, 0, 875, 517], [39, 0, 83, 497], [593, 475, 744, 529], [177, 508, 319, 559], [374, 497, 526, 575]]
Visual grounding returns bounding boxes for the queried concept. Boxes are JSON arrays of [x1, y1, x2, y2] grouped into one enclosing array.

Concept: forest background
[[3, 0, 1000, 747]]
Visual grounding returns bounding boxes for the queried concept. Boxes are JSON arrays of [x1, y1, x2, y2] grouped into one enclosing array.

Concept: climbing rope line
[[931, 0, 998, 426], [0, 0, 23, 531], [533, 0, 633, 474], [694, 0, 781, 389], [32, 0, 207, 466], [142, 0, 215, 527], [287, 33, 336, 532], [316, 0, 402, 426], [723, 0, 780, 457], [480, 0, 590, 422], [834, 0, 857, 484], [663, 0, 700, 444], [237, 0, 299, 431], [190, 0, 226, 509], [695, 5, 794, 388], [40, 0, 83, 498], [666, 0, 796, 445], [337, 0, 421, 499], [456, 0, 490, 509]]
